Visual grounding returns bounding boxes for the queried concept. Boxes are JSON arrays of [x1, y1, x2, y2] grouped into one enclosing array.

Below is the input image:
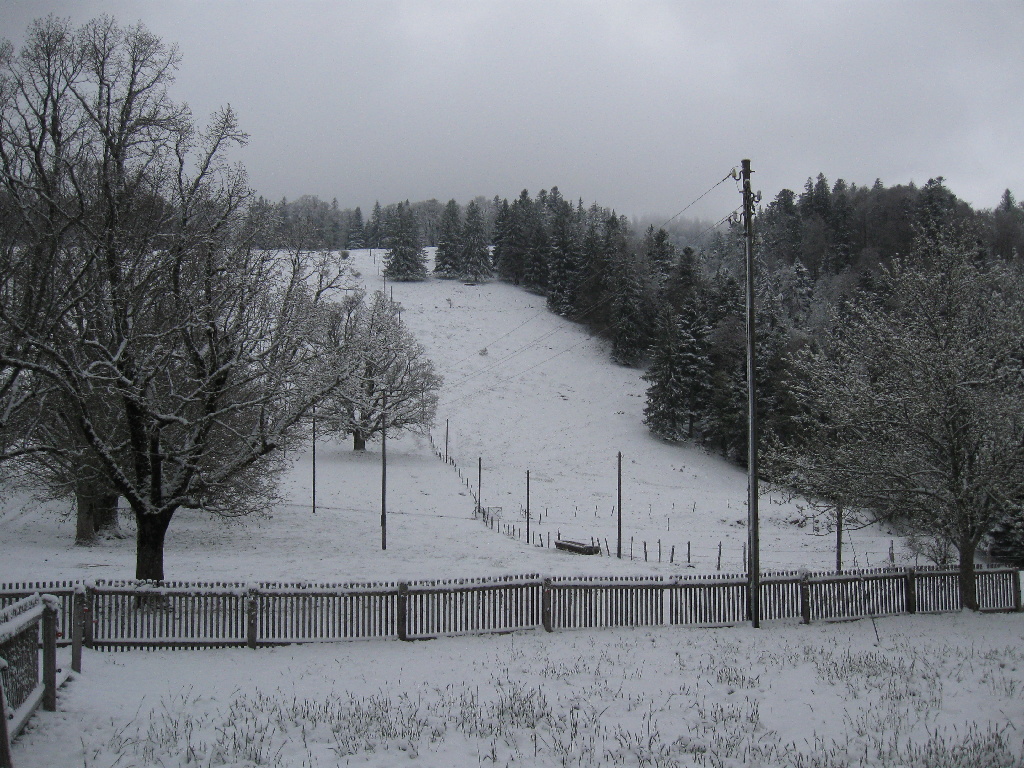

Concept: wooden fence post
[[542, 579, 553, 632], [83, 584, 94, 649], [42, 599, 58, 711], [71, 586, 85, 673], [246, 590, 258, 649], [800, 574, 811, 625], [905, 569, 917, 615], [397, 583, 409, 641], [0, 660, 12, 768]]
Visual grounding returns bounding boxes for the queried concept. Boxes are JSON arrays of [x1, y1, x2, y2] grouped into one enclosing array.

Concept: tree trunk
[[75, 491, 96, 544], [958, 539, 979, 611], [135, 510, 174, 582], [353, 429, 366, 451], [75, 482, 121, 544], [93, 493, 119, 531]]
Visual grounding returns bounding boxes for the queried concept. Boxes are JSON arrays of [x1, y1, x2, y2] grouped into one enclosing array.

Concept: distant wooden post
[[905, 569, 918, 615], [1013, 569, 1022, 612], [616, 452, 623, 559], [71, 586, 85, 673], [800, 574, 811, 624], [397, 583, 409, 641], [83, 585, 94, 649], [42, 601, 58, 711], [311, 404, 317, 514], [836, 503, 844, 572], [444, 419, 449, 461], [526, 470, 531, 545], [246, 590, 258, 648], [381, 392, 387, 551], [477, 457, 482, 517], [541, 578, 553, 632]]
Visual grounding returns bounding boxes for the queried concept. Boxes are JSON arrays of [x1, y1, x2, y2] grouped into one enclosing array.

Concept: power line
[[446, 307, 547, 369], [278, 501, 472, 521], [439, 332, 596, 409], [693, 205, 742, 243], [658, 169, 737, 229], [440, 288, 619, 394]]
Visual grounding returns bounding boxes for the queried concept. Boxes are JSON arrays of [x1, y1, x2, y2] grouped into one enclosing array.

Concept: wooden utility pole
[[311, 404, 317, 514], [836, 503, 844, 572], [526, 470, 531, 544], [381, 392, 387, 550], [742, 158, 761, 629], [477, 457, 482, 516], [617, 452, 623, 559], [444, 419, 449, 461]]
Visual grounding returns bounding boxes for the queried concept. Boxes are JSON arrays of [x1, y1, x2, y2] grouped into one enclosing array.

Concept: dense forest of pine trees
[[255, 177, 1024, 467]]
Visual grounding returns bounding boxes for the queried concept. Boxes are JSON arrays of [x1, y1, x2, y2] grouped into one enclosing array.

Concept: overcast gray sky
[[2, 1, 1022, 220]]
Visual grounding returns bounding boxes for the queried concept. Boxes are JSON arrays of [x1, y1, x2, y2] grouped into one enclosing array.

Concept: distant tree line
[[252, 194, 500, 252]]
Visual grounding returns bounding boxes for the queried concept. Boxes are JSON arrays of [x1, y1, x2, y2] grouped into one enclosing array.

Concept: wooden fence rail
[[0, 567, 1019, 652], [0, 594, 61, 768]]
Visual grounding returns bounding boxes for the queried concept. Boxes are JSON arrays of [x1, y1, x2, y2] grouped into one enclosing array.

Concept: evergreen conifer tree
[[434, 199, 462, 277], [347, 206, 366, 249], [643, 226, 676, 281], [384, 202, 428, 281], [460, 200, 492, 282], [496, 190, 532, 284], [491, 198, 511, 270], [523, 197, 550, 290], [610, 251, 649, 366], [367, 201, 384, 248], [546, 197, 583, 315], [643, 304, 713, 440]]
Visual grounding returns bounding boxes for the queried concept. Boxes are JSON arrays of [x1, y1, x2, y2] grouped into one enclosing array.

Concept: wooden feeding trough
[[554, 539, 601, 555]]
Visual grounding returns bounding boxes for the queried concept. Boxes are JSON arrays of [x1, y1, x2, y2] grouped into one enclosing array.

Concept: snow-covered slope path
[[0, 248, 907, 584]]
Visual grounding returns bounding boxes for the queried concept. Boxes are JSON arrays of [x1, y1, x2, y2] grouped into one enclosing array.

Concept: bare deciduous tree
[[320, 289, 441, 451], [0, 16, 354, 580]]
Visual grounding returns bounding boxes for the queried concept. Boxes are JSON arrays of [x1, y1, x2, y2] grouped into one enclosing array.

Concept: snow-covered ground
[[4, 248, 1023, 768], [14, 614, 1024, 767], [1, 247, 912, 587]]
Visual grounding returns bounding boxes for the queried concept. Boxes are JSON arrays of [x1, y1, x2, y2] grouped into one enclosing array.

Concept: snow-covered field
[[2, 247, 911, 586], [3, 248, 1023, 767], [15, 614, 1024, 767]]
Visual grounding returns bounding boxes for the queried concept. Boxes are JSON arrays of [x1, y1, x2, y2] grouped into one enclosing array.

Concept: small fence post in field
[[542, 578, 553, 632], [0, 664, 12, 768], [800, 573, 811, 624], [905, 569, 917, 615], [397, 583, 409, 641], [643, 541, 648, 562], [72, 585, 85, 673], [717, 542, 722, 571], [83, 584, 94, 649], [246, 589, 258, 649], [1013, 569, 1022, 612], [42, 597, 58, 711], [670, 545, 675, 564]]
